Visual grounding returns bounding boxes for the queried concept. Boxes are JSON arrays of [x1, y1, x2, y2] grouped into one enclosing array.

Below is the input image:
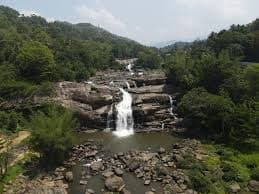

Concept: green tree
[[245, 63, 259, 98], [16, 41, 56, 83], [29, 105, 77, 164], [137, 51, 162, 69], [165, 50, 195, 90], [177, 88, 235, 138]]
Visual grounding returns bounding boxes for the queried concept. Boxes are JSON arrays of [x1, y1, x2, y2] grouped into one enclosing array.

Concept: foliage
[[177, 88, 234, 137], [28, 105, 77, 164], [164, 50, 195, 90], [244, 63, 259, 98], [251, 168, 259, 181], [136, 50, 162, 69], [16, 41, 56, 83], [0, 111, 23, 132], [189, 171, 211, 193], [0, 163, 24, 193]]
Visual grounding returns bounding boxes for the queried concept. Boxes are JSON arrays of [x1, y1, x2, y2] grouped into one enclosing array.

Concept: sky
[[1, 0, 259, 45]]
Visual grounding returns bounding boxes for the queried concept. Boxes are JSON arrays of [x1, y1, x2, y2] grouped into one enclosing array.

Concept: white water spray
[[168, 95, 175, 116], [113, 88, 134, 137], [125, 81, 131, 89], [105, 106, 113, 132]]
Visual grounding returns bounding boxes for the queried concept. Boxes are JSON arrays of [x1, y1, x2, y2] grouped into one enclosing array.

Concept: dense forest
[[162, 19, 259, 149]]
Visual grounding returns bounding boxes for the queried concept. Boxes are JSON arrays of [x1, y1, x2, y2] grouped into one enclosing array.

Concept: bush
[[177, 88, 235, 138], [29, 105, 77, 164], [189, 171, 211, 193], [0, 111, 23, 132], [251, 168, 259, 181], [221, 162, 249, 182]]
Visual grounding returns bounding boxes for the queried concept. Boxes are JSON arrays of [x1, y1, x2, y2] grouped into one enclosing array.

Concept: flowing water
[[168, 95, 175, 116], [113, 88, 134, 137]]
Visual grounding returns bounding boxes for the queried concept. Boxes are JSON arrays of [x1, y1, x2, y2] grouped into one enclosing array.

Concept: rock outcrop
[[53, 70, 179, 132]]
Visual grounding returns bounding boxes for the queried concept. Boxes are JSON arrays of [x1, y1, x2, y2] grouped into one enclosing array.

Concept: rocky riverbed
[[4, 137, 202, 194], [4, 132, 259, 194]]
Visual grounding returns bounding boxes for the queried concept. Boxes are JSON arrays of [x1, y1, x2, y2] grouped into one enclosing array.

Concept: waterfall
[[105, 106, 113, 132], [168, 95, 175, 116], [161, 123, 165, 130], [113, 88, 134, 137], [125, 81, 131, 89]]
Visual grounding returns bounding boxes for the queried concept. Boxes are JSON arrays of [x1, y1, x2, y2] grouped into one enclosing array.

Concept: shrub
[[221, 162, 249, 182], [189, 171, 211, 193], [251, 168, 259, 181], [177, 87, 235, 138], [29, 105, 78, 164], [0, 111, 23, 132]]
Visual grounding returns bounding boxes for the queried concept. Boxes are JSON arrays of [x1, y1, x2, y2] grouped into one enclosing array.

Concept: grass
[[0, 164, 25, 193]]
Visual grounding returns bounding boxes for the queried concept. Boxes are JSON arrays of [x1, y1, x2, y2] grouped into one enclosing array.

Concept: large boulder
[[91, 161, 103, 171], [65, 172, 73, 182], [105, 176, 125, 192], [249, 180, 259, 192]]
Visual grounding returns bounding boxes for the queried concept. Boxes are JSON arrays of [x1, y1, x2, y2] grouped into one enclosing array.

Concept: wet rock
[[105, 176, 125, 192], [80, 180, 88, 185], [65, 172, 73, 182], [158, 147, 166, 154], [102, 170, 114, 178], [249, 180, 259, 192], [85, 188, 95, 194], [144, 180, 151, 185], [127, 159, 140, 171], [114, 168, 124, 176], [91, 161, 103, 171]]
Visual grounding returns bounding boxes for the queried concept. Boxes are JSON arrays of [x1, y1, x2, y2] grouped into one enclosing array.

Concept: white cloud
[[20, 10, 40, 17], [20, 10, 55, 22], [75, 5, 126, 31]]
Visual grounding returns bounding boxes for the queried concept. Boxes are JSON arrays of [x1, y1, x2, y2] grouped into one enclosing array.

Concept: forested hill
[[0, 5, 149, 83], [161, 19, 259, 62]]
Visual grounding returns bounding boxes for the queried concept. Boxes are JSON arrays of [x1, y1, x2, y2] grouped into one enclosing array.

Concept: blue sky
[[1, 0, 259, 45]]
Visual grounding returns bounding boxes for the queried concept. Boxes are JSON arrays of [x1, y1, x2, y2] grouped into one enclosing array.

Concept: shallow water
[[77, 132, 179, 153], [69, 132, 180, 194]]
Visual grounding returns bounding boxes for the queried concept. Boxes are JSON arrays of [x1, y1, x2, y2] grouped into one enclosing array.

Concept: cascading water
[[168, 95, 175, 115], [125, 81, 131, 89], [113, 88, 134, 137], [105, 106, 113, 132]]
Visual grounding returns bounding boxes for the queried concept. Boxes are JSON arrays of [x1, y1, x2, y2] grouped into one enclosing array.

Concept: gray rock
[[91, 161, 103, 171], [158, 147, 166, 154], [144, 180, 151, 185], [80, 180, 88, 185], [105, 176, 125, 192], [127, 159, 140, 171], [102, 170, 114, 178], [145, 192, 155, 194], [249, 180, 259, 192], [65, 171, 73, 182], [228, 183, 240, 193], [114, 168, 124, 176], [85, 189, 95, 194]]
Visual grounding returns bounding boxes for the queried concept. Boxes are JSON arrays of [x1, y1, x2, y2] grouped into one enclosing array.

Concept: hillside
[[161, 19, 259, 62]]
